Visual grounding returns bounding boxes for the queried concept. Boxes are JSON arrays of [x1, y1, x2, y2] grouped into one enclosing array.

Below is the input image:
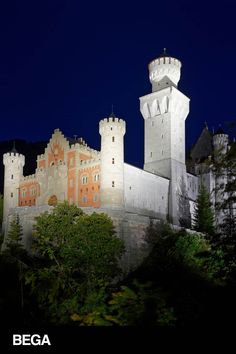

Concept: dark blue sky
[[0, 0, 235, 168]]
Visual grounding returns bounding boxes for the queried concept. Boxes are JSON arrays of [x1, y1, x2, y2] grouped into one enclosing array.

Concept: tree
[[1, 214, 28, 324], [193, 184, 215, 236], [4, 213, 25, 258], [25, 202, 124, 324]]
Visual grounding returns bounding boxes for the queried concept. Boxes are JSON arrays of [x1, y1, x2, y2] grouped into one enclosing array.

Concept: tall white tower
[[3, 149, 25, 229], [140, 50, 190, 224], [99, 115, 126, 208]]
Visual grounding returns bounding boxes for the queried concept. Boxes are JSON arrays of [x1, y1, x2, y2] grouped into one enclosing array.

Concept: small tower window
[[152, 121, 154, 127], [150, 152, 152, 157], [112, 136, 115, 142], [11, 192, 13, 198], [112, 158, 115, 164], [112, 181, 115, 187], [162, 134, 163, 139], [111, 127, 113, 130], [11, 174, 13, 179], [162, 150, 164, 155]]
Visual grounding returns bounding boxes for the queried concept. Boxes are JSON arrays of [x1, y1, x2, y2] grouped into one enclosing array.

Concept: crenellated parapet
[[99, 117, 126, 136], [3, 152, 25, 166], [21, 174, 37, 182], [69, 142, 100, 156], [149, 56, 181, 89]]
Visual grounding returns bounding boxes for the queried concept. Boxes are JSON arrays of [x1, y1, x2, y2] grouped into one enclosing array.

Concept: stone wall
[[3, 205, 158, 274]]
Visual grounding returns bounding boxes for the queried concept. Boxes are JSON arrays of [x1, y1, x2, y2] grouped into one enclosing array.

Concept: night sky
[[0, 0, 236, 168]]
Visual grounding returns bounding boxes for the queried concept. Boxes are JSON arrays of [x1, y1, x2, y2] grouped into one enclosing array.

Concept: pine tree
[[193, 184, 215, 235], [7, 214, 23, 245]]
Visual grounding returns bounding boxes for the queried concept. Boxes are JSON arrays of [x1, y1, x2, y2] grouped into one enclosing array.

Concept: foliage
[[24, 202, 124, 324], [3, 214, 26, 261], [212, 137, 236, 284], [193, 184, 215, 236], [71, 280, 176, 326]]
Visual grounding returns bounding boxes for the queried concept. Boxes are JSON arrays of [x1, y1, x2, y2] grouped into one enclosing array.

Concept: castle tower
[[140, 50, 190, 224], [3, 148, 25, 229], [213, 127, 229, 161], [99, 114, 126, 208], [212, 127, 229, 225]]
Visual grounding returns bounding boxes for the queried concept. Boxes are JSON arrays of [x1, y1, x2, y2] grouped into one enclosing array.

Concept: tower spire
[[11, 140, 17, 153], [110, 104, 116, 118]]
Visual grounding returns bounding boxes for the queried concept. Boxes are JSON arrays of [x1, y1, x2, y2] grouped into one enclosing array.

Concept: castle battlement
[[37, 154, 45, 161], [149, 55, 181, 87], [69, 142, 99, 156], [3, 152, 25, 166], [99, 117, 126, 135], [21, 174, 36, 182]]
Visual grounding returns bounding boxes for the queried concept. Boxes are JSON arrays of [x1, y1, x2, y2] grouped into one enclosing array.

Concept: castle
[[2, 51, 230, 268]]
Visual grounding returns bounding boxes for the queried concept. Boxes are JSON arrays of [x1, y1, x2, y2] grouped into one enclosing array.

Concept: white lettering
[[22, 334, 31, 345], [13, 334, 22, 345], [13, 334, 51, 346], [41, 334, 51, 346], [31, 334, 41, 346]]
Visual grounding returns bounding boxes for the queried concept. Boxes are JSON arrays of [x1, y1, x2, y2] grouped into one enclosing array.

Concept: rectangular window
[[11, 192, 13, 198], [112, 136, 115, 142], [11, 174, 13, 179], [93, 194, 98, 202]]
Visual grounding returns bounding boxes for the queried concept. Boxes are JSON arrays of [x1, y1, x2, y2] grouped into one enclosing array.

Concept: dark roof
[[214, 127, 226, 135], [11, 141, 18, 153], [190, 126, 213, 162]]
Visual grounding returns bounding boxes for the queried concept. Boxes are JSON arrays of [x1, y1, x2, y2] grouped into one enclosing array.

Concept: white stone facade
[[3, 51, 231, 258]]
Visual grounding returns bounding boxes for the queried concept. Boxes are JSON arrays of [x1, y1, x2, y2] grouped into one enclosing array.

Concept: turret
[[213, 127, 229, 161], [3, 149, 25, 228], [99, 114, 126, 208], [148, 48, 182, 92]]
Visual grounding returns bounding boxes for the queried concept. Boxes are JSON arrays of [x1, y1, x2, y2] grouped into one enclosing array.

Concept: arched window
[[112, 158, 115, 164], [82, 175, 88, 184]]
